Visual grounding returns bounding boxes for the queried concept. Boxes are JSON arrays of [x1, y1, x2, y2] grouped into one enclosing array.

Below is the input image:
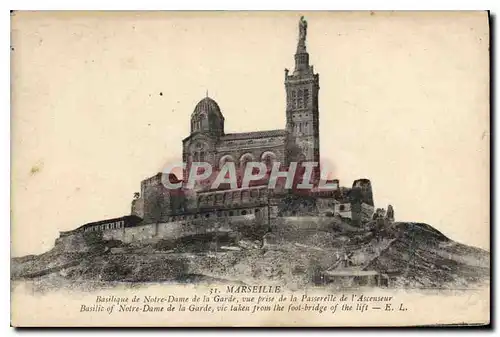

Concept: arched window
[[291, 91, 297, 109], [191, 142, 208, 163], [261, 151, 277, 172], [241, 158, 249, 170], [304, 89, 309, 107], [299, 123, 302, 133], [198, 113, 206, 131], [219, 155, 235, 169], [239, 153, 255, 171]]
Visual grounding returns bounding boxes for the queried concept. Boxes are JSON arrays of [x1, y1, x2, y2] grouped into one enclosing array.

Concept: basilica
[[58, 17, 375, 243], [129, 16, 374, 226]]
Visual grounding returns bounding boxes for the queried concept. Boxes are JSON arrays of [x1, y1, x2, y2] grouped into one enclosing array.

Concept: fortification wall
[[59, 205, 340, 251], [102, 228, 126, 241], [122, 223, 156, 242]]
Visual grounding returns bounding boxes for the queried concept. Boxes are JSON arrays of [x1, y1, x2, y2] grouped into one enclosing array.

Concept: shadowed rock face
[[393, 222, 450, 243], [364, 222, 489, 288]]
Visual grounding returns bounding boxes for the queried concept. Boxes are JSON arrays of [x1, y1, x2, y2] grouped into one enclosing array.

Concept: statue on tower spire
[[299, 16, 307, 42], [297, 16, 308, 54]]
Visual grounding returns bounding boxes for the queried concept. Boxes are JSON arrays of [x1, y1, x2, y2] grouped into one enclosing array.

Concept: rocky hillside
[[365, 222, 490, 288], [11, 218, 490, 291]]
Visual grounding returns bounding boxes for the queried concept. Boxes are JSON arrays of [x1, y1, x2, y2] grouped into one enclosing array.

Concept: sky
[[11, 11, 490, 256]]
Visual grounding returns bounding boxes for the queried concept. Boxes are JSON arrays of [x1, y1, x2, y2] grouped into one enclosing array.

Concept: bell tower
[[285, 16, 320, 172]]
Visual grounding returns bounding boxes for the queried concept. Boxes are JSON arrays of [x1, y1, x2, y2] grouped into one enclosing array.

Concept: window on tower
[[297, 89, 304, 108], [291, 88, 312, 110]]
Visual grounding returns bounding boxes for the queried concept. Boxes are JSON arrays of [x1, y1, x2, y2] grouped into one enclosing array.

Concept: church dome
[[191, 96, 225, 135], [193, 97, 224, 119]]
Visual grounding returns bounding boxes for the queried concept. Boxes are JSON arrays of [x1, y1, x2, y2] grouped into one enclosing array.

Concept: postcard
[[10, 11, 490, 327]]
